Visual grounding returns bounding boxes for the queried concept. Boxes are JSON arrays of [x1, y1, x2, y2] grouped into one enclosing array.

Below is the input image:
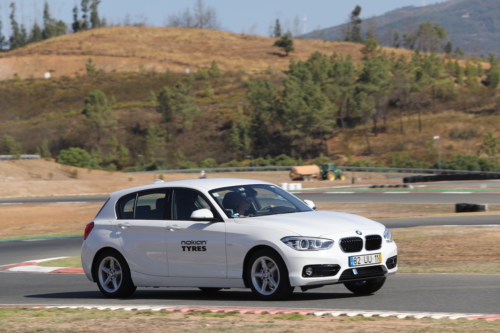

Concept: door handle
[[167, 225, 180, 231], [117, 222, 131, 229]]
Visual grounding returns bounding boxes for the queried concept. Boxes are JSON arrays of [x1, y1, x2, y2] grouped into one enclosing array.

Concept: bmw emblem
[[356, 230, 362, 235]]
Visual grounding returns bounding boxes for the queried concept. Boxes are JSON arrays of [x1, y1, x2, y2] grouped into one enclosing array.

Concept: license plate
[[349, 253, 382, 267]]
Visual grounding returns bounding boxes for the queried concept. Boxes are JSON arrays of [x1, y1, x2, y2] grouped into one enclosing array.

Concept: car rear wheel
[[95, 250, 136, 298], [247, 249, 294, 300], [344, 277, 386, 295]]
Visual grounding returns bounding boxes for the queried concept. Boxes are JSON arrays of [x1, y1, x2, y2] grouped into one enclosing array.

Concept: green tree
[[392, 31, 400, 49], [210, 60, 222, 78], [0, 8, 7, 49], [81, 0, 90, 30], [246, 80, 279, 156], [156, 82, 201, 137], [444, 41, 453, 56], [480, 131, 500, 158], [41, 1, 67, 40], [487, 55, 500, 88], [83, 90, 117, 147], [72, 6, 83, 32], [57, 147, 92, 167], [273, 18, 282, 38], [29, 22, 43, 43], [90, 0, 102, 28], [230, 110, 251, 156], [272, 34, 294, 56], [3, 134, 22, 158], [146, 125, 167, 162], [9, 3, 27, 49], [86, 58, 96, 75], [203, 82, 214, 97], [39, 138, 51, 159], [345, 5, 363, 43]]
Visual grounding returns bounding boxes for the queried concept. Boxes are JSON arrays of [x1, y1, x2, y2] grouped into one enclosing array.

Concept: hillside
[[0, 26, 409, 81], [304, 0, 500, 56], [0, 26, 499, 172]]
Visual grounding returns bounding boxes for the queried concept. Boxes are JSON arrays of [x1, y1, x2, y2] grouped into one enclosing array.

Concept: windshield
[[209, 184, 312, 218]]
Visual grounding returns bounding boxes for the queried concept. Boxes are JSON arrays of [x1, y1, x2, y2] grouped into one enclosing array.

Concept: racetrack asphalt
[[1, 214, 499, 313], [0, 269, 499, 314]]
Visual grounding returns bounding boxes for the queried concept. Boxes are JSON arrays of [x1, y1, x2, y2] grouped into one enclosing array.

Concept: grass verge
[[0, 308, 498, 332]]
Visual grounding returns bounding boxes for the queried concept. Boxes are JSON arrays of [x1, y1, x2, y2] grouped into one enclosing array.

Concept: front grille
[[340, 237, 363, 253], [365, 235, 382, 251], [339, 265, 387, 282]]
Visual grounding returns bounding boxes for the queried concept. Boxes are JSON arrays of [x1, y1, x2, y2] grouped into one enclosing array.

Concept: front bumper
[[283, 240, 398, 287]]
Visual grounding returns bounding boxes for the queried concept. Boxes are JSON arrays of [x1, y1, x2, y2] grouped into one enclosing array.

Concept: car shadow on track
[[25, 288, 368, 302]]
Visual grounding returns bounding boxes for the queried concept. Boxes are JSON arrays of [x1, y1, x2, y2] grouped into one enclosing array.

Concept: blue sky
[[0, 0, 449, 37]]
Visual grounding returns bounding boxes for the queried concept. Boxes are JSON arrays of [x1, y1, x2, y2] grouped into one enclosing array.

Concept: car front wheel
[[247, 249, 294, 300], [344, 277, 386, 295], [95, 250, 136, 298]]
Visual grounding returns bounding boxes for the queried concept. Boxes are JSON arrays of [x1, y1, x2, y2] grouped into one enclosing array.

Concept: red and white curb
[[1, 257, 84, 274], [1, 305, 498, 321]]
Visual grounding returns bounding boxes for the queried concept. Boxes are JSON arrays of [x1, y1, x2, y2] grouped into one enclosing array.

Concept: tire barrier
[[369, 184, 414, 189], [403, 173, 500, 183], [455, 203, 488, 213]]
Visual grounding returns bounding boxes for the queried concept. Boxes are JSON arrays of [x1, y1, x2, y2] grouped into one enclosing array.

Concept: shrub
[[57, 147, 92, 168], [271, 154, 296, 166], [449, 128, 479, 140], [200, 158, 218, 169], [179, 161, 198, 169], [389, 152, 432, 169], [219, 159, 240, 168], [313, 153, 330, 166]]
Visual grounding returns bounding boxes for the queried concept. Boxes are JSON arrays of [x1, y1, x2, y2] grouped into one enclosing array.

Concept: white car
[[81, 178, 397, 300]]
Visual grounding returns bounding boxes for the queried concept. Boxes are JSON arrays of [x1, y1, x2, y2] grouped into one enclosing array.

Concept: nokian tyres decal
[[181, 240, 207, 252]]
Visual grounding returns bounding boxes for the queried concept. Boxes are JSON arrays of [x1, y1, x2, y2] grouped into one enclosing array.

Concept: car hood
[[236, 210, 385, 237]]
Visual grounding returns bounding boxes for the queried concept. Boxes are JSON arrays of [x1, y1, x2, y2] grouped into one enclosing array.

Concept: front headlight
[[281, 237, 334, 251], [384, 228, 393, 242]]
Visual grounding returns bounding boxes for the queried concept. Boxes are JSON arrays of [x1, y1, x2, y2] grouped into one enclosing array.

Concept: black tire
[[95, 249, 136, 298], [246, 249, 294, 300], [344, 277, 386, 295], [198, 287, 222, 292]]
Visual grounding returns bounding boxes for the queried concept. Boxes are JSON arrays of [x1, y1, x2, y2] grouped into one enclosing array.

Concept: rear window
[[116, 190, 168, 220]]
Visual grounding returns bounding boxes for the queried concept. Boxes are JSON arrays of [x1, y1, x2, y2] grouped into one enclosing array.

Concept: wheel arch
[[91, 246, 127, 282], [242, 245, 286, 288]]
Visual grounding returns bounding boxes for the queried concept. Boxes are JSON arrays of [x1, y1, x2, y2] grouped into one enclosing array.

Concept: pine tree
[[345, 5, 363, 43], [9, 3, 27, 49], [81, 0, 90, 30], [29, 22, 43, 43], [0, 8, 7, 49], [90, 0, 102, 28], [273, 19, 282, 38], [273, 34, 294, 56], [72, 6, 82, 32], [83, 90, 117, 148]]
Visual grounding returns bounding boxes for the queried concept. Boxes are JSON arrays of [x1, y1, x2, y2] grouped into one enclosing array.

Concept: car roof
[[110, 178, 271, 199]]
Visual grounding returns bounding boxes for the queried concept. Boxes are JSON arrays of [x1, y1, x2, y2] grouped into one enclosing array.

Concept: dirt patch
[[0, 202, 102, 239], [316, 203, 500, 219], [0, 308, 498, 333], [393, 226, 500, 274]]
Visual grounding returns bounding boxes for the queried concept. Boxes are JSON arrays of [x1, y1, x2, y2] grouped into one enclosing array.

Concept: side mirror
[[304, 200, 316, 210], [190, 208, 215, 221]]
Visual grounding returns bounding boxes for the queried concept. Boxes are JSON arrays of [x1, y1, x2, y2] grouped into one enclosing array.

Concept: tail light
[[84, 222, 94, 240]]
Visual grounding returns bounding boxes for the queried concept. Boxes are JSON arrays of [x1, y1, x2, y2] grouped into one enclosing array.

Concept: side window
[[172, 189, 212, 220], [135, 191, 168, 220], [117, 194, 136, 219]]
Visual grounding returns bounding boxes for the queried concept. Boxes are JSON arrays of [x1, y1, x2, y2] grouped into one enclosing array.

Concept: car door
[[116, 189, 170, 277], [165, 188, 227, 278]]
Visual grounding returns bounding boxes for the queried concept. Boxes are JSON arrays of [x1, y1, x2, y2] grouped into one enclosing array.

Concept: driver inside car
[[222, 189, 257, 217]]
